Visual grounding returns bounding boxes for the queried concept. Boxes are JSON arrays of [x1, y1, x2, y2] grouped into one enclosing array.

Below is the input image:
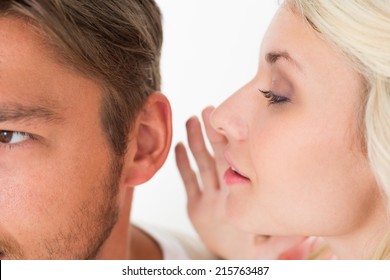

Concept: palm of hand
[[176, 107, 332, 260]]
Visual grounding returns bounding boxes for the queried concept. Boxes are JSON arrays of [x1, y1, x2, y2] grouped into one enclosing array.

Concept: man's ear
[[120, 92, 172, 187]]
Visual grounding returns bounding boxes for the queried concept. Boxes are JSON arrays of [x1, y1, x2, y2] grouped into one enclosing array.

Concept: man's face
[[0, 17, 121, 259]]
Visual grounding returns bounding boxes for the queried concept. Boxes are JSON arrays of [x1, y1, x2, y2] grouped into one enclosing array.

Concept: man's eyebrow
[[265, 51, 302, 71], [0, 103, 64, 124]]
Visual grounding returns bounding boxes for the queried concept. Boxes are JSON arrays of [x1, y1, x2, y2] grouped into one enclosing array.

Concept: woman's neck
[[324, 200, 388, 259]]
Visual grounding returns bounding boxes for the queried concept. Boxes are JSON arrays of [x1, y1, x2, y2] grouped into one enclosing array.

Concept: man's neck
[[95, 188, 162, 259], [129, 225, 163, 260]]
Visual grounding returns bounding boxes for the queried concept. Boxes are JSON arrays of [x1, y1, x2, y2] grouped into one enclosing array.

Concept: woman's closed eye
[[258, 89, 290, 105]]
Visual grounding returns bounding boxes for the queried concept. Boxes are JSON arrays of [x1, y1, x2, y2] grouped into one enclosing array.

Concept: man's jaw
[[0, 236, 24, 259]]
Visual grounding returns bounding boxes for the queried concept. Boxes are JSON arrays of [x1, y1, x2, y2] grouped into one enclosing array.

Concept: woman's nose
[[210, 91, 248, 142]]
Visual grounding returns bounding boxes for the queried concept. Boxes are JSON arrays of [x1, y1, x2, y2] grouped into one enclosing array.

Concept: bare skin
[[0, 16, 171, 260], [176, 108, 332, 260], [175, 3, 388, 259]]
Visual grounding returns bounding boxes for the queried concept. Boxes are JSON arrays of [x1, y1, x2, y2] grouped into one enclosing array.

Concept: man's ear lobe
[[121, 93, 172, 187]]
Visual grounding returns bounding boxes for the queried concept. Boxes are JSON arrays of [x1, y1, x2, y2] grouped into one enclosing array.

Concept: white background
[[132, 1, 279, 239]]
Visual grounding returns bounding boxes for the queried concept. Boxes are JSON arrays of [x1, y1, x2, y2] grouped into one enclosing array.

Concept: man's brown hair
[[0, 0, 163, 155]]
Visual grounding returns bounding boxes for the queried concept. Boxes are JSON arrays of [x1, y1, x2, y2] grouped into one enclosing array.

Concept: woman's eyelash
[[258, 89, 290, 105]]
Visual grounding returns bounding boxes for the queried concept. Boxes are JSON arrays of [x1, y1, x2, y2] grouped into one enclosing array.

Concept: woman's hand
[[175, 107, 331, 259]]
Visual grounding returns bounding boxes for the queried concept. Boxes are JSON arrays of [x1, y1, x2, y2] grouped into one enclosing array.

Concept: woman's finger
[[175, 142, 201, 199], [253, 235, 308, 259], [186, 116, 220, 191]]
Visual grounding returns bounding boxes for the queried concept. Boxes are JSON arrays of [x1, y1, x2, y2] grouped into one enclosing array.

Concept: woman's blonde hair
[[287, 0, 390, 259]]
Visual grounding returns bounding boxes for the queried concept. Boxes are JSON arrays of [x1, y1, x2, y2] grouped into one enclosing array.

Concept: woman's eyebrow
[[265, 51, 303, 72], [0, 102, 64, 124]]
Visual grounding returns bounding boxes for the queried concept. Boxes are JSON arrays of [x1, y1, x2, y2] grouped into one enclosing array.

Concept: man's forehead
[[0, 15, 74, 72]]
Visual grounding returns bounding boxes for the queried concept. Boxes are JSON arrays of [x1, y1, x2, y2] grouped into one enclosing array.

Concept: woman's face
[[211, 4, 382, 237]]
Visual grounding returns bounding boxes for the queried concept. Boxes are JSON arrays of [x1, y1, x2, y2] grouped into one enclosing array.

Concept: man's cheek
[[0, 169, 59, 225]]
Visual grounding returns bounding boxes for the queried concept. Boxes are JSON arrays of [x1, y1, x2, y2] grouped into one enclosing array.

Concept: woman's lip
[[224, 167, 250, 186], [223, 151, 249, 178]]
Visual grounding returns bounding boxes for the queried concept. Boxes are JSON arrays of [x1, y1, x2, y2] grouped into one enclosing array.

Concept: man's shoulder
[[135, 223, 217, 260]]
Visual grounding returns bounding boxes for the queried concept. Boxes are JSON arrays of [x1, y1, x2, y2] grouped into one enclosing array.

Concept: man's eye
[[0, 131, 31, 144]]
